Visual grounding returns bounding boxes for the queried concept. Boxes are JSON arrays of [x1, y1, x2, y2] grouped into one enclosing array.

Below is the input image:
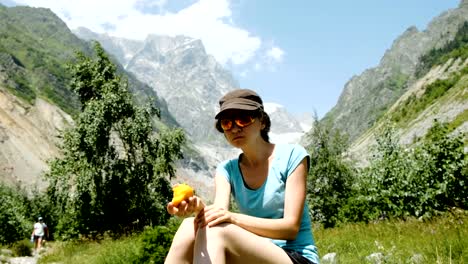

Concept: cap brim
[[215, 102, 259, 118]]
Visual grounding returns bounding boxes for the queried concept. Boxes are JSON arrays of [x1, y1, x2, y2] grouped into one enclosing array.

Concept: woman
[[166, 89, 319, 264], [31, 216, 48, 254]]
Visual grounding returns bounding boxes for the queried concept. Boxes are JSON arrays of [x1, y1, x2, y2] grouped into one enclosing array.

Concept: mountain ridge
[[321, 2, 467, 143], [0, 4, 185, 191]]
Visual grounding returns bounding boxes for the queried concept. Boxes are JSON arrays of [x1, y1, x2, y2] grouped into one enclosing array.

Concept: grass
[[448, 109, 468, 133], [34, 212, 467, 264], [38, 235, 142, 264], [314, 210, 468, 263]]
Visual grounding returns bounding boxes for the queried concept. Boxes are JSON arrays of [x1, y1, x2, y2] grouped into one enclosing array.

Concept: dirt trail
[[8, 255, 39, 264], [2, 247, 54, 264]]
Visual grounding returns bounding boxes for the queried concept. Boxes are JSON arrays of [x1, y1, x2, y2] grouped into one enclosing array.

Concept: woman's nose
[[230, 122, 242, 133]]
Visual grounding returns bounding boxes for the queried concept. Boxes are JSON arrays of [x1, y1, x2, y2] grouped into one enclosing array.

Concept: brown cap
[[215, 89, 263, 119]]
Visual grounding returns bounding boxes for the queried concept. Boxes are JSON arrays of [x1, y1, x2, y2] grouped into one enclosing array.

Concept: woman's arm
[[213, 174, 231, 209], [202, 158, 308, 240]]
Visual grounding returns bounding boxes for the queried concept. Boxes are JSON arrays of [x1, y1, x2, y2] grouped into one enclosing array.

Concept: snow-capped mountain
[[264, 103, 313, 144]]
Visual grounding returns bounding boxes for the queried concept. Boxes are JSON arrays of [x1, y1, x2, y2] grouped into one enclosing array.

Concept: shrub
[[0, 183, 32, 245], [346, 120, 467, 222], [305, 118, 355, 227], [11, 239, 32, 257], [138, 223, 178, 264]]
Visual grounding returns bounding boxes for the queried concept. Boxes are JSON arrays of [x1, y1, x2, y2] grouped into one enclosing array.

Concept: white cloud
[[137, 0, 167, 11], [266, 46, 284, 62], [238, 70, 248, 77], [13, 0, 263, 65], [254, 63, 262, 71]]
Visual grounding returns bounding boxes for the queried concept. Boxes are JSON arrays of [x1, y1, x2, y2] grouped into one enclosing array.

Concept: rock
[[321, 252, 337, 264], [0, 249, 12, 256], [365, 252, 384, 264], [0, 254, 10, 263], [409, 253, 424, 264], [8, 256, 37, 264]]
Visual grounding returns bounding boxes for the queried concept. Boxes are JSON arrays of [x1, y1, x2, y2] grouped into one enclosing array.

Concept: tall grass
[[37, 212, 467, 264], [38, 235, 141, 264], [314, 210, 467, 263]]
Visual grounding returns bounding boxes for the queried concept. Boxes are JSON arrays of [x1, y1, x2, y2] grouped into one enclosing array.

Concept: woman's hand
[[195, 205, 234, 228], [167, 196, 205, 217]]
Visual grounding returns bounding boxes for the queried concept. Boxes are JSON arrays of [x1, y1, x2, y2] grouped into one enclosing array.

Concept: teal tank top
[[216, 144, 319, 263]]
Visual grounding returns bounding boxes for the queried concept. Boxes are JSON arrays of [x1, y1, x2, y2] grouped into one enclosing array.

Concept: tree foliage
[[0, 183, 55, 245], [346, 120, 467, 222], [305, 117, 467, 227], [352, 123, 417, 220], [306, 118, 355, 228], [418, 121, 467, 210], [137, 218, 181, 264], [46, 42, 185, 239], [0, 183, 31, 245]]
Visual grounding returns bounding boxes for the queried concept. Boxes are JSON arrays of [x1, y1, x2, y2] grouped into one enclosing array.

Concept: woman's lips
[[232, 135, 243, 141]]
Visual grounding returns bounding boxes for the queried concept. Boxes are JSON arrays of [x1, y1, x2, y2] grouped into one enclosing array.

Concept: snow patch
[[264, 102, 283, 113]]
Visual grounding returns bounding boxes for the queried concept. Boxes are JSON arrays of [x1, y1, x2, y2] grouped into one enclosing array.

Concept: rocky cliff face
[[349, 57, 468, 166], [322, 2, 468, 142], [0, 87, 72, 191], [74, 29, 238, 143]]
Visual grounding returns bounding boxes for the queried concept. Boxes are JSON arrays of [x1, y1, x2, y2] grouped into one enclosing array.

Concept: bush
[[0, 183, 32, 245], [11, 239, 32, 257], [345, 120, 467, 222], [418, 120, 467, 210], [305, 118, 355, 227], [138, 223, 178, 264]]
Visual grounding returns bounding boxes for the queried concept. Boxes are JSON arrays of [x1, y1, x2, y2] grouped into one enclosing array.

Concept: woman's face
[[219, 110, 263, 147]]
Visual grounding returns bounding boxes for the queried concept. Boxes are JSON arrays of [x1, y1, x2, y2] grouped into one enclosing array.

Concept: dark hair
[[215, 110, 271, 143]]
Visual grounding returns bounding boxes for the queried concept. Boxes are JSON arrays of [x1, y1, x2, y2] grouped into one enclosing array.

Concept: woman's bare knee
[[165, 217, 196, 264]]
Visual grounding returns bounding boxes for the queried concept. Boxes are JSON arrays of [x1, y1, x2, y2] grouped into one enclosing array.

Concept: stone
[[365, 252, 384, 264], [321, 252, 337, 264]]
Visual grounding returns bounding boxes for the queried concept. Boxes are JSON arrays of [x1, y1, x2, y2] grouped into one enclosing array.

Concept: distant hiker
[[165, 89, 319, 264], [31, 216, 48, 253]]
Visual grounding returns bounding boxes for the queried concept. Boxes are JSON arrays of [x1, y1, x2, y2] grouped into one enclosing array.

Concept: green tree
[[350, 120, 467, 222], [356, 123, 415, 220], [0, 183, 31, 245], [46, 42, 185, 239], [417, 120, 467, 211], [306, 118, 355, 228]]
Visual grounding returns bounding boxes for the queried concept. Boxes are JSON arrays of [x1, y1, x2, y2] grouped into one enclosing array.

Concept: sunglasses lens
[[220, 119, 233, 130], [220, 114, 255, 131], [235, 116, 254, 127]]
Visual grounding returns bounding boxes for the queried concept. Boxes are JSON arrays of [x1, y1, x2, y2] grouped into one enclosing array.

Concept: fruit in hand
[[171, 183, 194, 206]]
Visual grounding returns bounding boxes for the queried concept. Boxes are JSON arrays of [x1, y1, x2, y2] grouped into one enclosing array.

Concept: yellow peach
[[171, 183, 194, 206]]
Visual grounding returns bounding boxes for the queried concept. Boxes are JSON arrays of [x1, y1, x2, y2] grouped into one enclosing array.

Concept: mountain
[[265, 103, 313, 144], [0, 87, 72, 190], [311, 1, 468, 165], [320, 1, 468, 143], [0, 4, 181, 191], [74, 28, 237, 144]]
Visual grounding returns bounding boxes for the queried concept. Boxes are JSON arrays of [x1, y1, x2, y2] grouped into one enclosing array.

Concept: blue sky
[[3, 0, 462, 117], [229, 0, 461, 117]]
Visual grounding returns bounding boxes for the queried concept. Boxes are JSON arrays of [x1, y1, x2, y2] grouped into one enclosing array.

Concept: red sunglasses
[[219, 115, 256, 131]]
